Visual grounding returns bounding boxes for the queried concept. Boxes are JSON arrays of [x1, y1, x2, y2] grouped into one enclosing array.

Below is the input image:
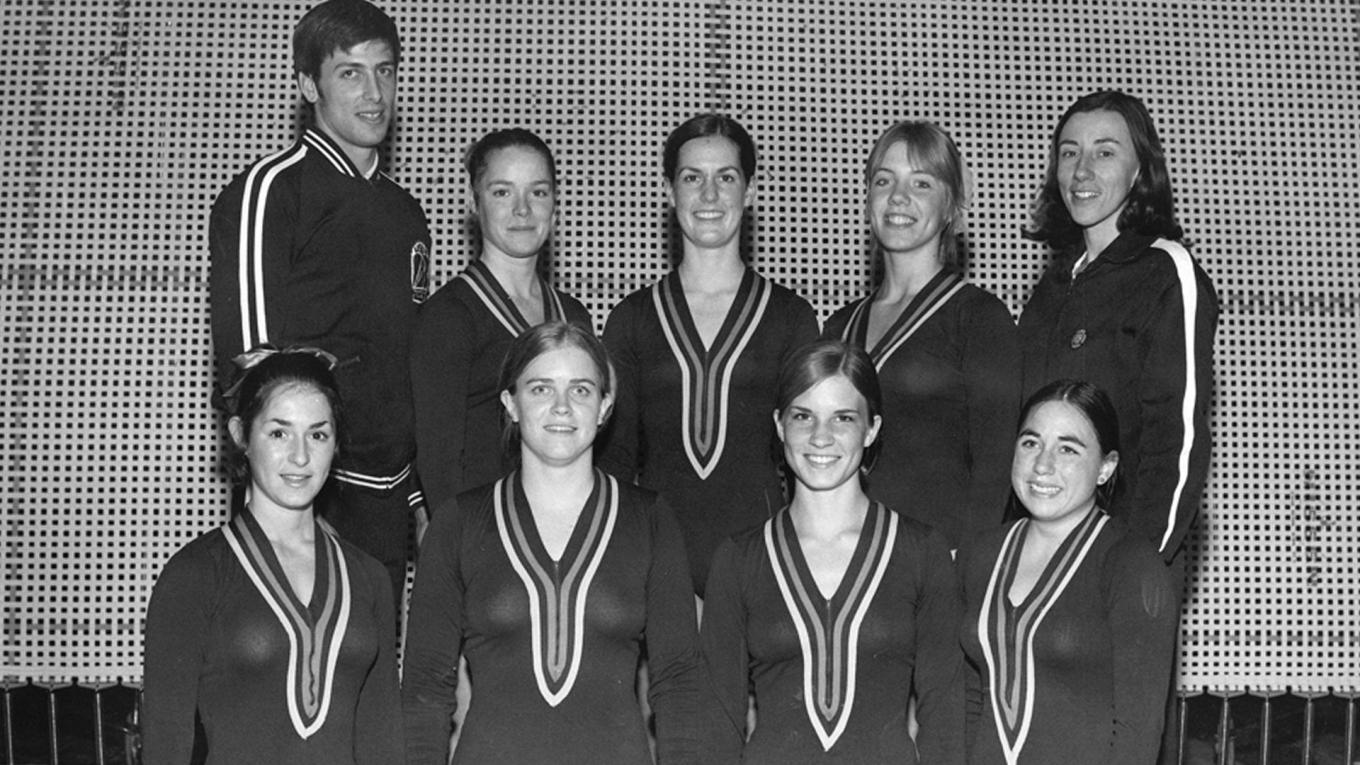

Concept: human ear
[[297, 73, 320, 105], [772, 409, 785, 442], [1098, 450, 1119, 484], [597, 392, 614, 425], [499, 390, 519, 423], [864, 414, 883, 448], [228, 416, 247, 449]]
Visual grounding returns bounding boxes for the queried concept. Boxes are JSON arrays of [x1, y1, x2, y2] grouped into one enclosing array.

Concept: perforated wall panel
[[2, 1, 1357, 689]]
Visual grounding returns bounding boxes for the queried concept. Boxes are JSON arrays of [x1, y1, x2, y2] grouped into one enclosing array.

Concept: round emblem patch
[[1069, 328, 1087, 349]]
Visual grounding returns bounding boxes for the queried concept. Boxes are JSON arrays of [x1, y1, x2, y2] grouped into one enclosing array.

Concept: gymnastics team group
[[139, 0, 1220, 763]]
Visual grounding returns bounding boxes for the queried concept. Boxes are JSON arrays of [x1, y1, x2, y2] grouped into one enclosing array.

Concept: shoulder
[[603, 284, 661, 339], [557, 290, 594, 327], [609, 282, 660, 315], [886, 510, 955, 558], [150, 527, 233, 603], [954, 282, 1016, 325], [823, 298, 865, 338], [762, 277, 812, 307], [211, 141, 310, 216], [1142, 239, 1218, 299], [332, 533, 392, 585], [1096, 518, 1169, 574], [955, 521, 1013, 576]]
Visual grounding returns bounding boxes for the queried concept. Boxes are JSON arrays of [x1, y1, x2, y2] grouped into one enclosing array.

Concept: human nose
[[289, 436, 310, 466], [809, 419, 834, 446], [700, 176, 719, 202], [1072, 153, 1094, 180], [1033, 447, 1055, 475], [359, 71, 381, 102], [512, 191, 530, 217], [550, 389, 571, 413]]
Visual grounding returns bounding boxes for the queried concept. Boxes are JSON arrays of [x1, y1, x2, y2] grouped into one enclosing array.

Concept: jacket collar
[[301, 127, 374, 179]]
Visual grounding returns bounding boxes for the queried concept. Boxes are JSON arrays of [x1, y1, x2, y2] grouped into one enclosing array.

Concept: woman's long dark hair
[[1023, 90, 1184, 252]]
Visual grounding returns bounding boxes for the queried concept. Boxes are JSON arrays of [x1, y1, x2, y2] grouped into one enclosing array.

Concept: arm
[[643, 495, 706, 764], [207, 168, 298, 406], [354, 555, 404, 765], [1106, 538, 1179, 765], [1133, 251, 1218, 561], [401, 498, 467, 765], [141, 544, 214, 765], [911, 530, 967, 765], [411, 292, 473, 512], [599, 299, 641, 479], [954, 542, 985, 752], [696, 539, 750, 764], [963, 294, 1022, 538]]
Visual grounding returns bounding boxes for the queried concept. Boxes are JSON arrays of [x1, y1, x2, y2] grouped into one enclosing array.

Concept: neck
[[1082, 221, 1121, 259], [1028, 503, 1097, 544], [879, 248, 944, 302], [246, 493, 314, 542], [788, 481, 870, 539], [481, 249, 542, 297], [677, 246, 745, 290], [518, 451, 595, 492]]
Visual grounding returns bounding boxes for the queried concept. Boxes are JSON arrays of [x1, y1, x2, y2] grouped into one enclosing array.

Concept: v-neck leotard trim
[[492, 469, 620, 707], [976, 509, 1109, 765], [457, 259, 569, 337], [221, 510, 352, 740], [763, 502, 899, 751], [838, 270, 965, 371], [651, 269, 772, 481]]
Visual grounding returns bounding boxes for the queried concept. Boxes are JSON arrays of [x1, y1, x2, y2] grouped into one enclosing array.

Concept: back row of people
[[148, 0, 1217, 762]]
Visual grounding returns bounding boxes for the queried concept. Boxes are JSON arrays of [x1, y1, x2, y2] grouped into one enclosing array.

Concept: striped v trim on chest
[[457, 259, 568, 337], [652, 270, 771, 480], [977, 510, 1108, 765], [221, 511, 352, 740], [493, 469, 619, 707], [764, 502, 898, 751], [839, 270, 965, 371]]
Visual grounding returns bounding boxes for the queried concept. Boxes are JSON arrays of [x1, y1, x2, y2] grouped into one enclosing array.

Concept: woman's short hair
[[292, 0, 400, 83], [1017, 378, 1121, 507], [497, 321, 613, 458], [224, 350, 344, 485], [865, 119, 969, 270], [662, 113, 757, 183], [774, 339, 884, 472], [1024, 90, 1184, 251]]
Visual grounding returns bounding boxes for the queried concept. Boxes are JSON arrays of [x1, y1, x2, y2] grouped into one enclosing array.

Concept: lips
[[883, 212, 917, 227], [1026, 481, 1061, 497], [804, 454, 841, 467]]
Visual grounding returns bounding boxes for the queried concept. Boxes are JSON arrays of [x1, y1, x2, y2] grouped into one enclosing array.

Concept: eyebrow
[[265, 416, 332, 429], [679, 164, 741, 175]]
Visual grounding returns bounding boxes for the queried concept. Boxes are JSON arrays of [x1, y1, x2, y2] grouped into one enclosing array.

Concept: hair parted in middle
[[496, 321, 614, 459], [864, 118, 970, 271], [1015, 378, 1122, 508]]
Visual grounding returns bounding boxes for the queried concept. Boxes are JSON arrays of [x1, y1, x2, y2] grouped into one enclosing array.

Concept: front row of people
[[144, 332, 1178, 764]]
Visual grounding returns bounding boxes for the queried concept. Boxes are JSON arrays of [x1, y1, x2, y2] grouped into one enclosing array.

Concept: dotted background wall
[[2, 1, 1357, 690]]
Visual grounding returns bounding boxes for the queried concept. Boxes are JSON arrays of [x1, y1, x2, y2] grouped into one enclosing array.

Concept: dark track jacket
[[1019, 231, 1218, 562]]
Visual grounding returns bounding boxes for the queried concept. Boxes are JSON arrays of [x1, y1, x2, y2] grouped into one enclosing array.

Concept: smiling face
[[473, 144, 556, 262], [775, 374, 882, 495], [231, 382, 336, 515], [500, 345, 611, 469], [668, 135, 755, 253], [298, 39, 396, 171], [1056, 109, 1141, 255], [1011, 400, 1118, 529], [867, 141, 950, 260]]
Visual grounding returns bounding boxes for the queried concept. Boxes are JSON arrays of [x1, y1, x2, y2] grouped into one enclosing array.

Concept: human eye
[[377, 64, 396, 79], [528, 383, 551, 396], [1017, 435, 1038, 449], [310, 429, 331, 442], [719, 172, 738, 184], [1058, 147, 1077, 160], [571, 384, 594, 398], [789, 410, 811, 422]]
